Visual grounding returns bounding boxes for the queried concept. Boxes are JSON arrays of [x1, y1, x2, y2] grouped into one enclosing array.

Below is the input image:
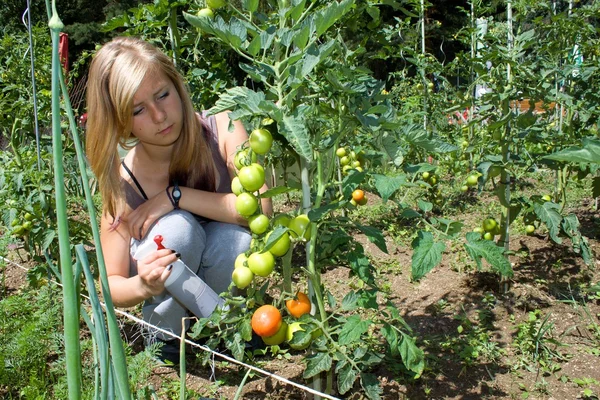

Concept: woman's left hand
[[124, 189, 173, 240]]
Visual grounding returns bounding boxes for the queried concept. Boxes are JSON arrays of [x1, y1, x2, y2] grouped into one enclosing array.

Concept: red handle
[[153, 235, 165, 250]]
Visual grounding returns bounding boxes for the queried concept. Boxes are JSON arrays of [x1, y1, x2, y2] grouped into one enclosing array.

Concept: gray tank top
[[122, 113, 231, 211]]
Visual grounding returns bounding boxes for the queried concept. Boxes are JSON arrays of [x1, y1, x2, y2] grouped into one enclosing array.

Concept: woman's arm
[[101, 212, 178, 307]]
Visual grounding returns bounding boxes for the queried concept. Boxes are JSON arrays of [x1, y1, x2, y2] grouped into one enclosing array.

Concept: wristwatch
[[170, 183, 181, 209]]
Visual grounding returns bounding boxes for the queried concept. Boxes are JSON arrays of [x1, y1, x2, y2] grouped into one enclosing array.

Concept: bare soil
[[2, 202, 599, 400]]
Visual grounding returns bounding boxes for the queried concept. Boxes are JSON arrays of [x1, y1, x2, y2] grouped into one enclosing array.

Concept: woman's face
[[130, 69, 183, 147]]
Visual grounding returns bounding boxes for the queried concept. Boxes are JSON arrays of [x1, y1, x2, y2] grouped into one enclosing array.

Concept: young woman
[[85, 36, 271, 362]]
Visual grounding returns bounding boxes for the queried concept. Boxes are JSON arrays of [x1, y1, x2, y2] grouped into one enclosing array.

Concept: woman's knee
[[144, 210, 206, 270]]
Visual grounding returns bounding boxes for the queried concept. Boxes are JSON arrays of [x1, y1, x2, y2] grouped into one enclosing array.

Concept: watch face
[[173, 187, 181, 200]]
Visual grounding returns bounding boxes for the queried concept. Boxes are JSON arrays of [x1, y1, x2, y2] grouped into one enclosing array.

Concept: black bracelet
[[171, 183, 181, 210], [166, 186, 176, 209]]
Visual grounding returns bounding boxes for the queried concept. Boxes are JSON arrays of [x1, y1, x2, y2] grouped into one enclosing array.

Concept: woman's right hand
[[136, 248, 178, 297]]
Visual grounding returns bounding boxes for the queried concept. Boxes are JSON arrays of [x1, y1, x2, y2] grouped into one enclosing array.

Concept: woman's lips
[[158, 124, 173, 135]]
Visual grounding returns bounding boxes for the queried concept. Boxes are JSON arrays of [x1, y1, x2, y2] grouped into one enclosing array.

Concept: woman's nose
[[149, 104, 166, 123]]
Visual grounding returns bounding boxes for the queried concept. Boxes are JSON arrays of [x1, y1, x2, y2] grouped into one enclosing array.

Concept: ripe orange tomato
[[352, 189, 365, 203], [251, 305, 282, 337], [286, 291, 311, 318]]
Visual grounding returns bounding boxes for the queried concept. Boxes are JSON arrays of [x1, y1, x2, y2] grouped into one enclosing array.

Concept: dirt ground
[[2, 203, 599, 399]]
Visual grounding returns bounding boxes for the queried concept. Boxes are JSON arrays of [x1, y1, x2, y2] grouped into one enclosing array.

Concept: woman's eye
[[133, 108, 143, 116], [158, 91, 169, 100]]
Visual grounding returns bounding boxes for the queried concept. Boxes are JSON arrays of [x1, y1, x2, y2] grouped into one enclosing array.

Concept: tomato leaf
[[464, 232, 513, 277], [401, 123, 459, 153], [417, 199, 433, 213], [543, 137, 600, 164], [381, 323, 400, 356], [347, 248, 376, 286], [411, 231, 445, 281], [399, 331, 425, 377], [336, 361, 358, 395], [371, 173, 408, 202], [279, 110, 313, 162], [561, 214, 593, 266], [313, 0, 354, 37], [338, 315, 371, 345], [303, 351, 332, 379], [308, 202, 343, 221], [260, 185, 298, 198], [533, 202, 562, 243], [361, 372, 383, 400], [355, 224, 387, 253]]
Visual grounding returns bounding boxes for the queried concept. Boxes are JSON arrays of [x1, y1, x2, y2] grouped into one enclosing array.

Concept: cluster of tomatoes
[[461, 172, 479, 192], [473, 217, 500, 241], [420, 171, 443, 206], [251, 291, 319, 348], [230, 127, 312, 289], [10, 212, 34, 237], [335, 146, 364, 175]]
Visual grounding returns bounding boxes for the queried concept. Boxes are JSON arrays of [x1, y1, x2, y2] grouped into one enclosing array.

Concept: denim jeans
[[129, 210, 251, 340]]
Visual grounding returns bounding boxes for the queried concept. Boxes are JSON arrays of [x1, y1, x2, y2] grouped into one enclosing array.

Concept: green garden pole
[[48, 2, 82, 397]]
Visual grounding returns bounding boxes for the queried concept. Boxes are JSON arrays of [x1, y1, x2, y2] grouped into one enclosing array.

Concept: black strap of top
[[121, 160, 148, 200]]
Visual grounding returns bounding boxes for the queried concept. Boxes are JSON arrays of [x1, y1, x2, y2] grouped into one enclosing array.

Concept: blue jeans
[[129, 210, 251, 340]]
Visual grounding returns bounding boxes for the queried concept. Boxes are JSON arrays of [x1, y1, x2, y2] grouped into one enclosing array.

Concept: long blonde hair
[[85, 37, 216, 219]]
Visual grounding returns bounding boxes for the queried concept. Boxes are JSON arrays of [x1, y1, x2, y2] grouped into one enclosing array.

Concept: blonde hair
[[85, 37, 216, 219]]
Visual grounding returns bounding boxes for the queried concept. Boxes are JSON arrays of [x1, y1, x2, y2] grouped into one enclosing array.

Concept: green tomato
[[22, 221, 32, 230], [352, 160, 361, 168], [272, 213, 291, 228], [247, 251, 275, 277], [197, 7, 214, 18], [235, 192, 259, 217], [266, 231, 291, 257], [488, 166, 502, 178], [525, 225, 535, 235], [460, 185, 469, 193], [238, 163, 265, 192], [429, 176, 437, 185], [234, 253, 248, 269], [234, 149, 257, 170], [262, 321, 288, 346], [10, 219, 19, 227], [542, 194, 552, 202], [335, 147, 346, 158], [231, 176, 244, 195], [473, 226, 485, 234], [422, 171, 430, 180], [482, 218, 498, 233], [232, 266, 254, 289], [249, 128, 273, 155], [206, 0, 226, 9], [288, 214, 311, 240], [24, 213, 34, 221], [342, 165, 352, 174], [248, 214, 269, 235], [339, 156, 350, 166], [483, 232, 494, 241], [466, 175, 478, 187], [286, 322, 310, 350], [12, 225, 25, 236]]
